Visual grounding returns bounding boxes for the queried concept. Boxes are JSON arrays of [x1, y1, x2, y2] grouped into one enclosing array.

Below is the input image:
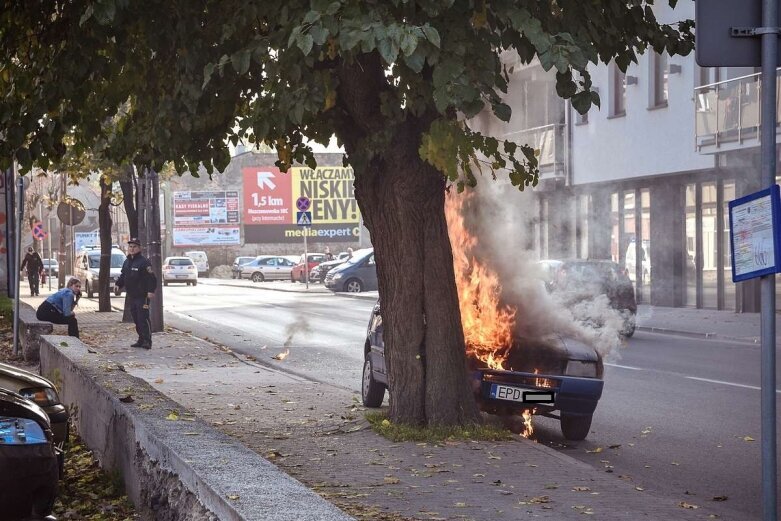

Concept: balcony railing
[[694, 70, 781, 151], [503, 123, 567, 179]]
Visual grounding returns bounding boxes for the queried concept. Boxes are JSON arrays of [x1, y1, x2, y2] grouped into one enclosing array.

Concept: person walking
[[20, 247, 44, 296], [36, 277, 81, 337], [114, 238, 158, 349]]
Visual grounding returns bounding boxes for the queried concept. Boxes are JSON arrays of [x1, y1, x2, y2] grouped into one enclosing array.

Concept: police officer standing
[[115, 238, 157, 349]]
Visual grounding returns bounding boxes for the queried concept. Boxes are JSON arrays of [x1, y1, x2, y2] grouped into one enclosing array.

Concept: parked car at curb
[[42, 258, 58, 278], [73, 246, 126, 298], [184, 251, 209, 277], [291, 253, 327, 283], [0, 388, 59, 519], [240, 256, 296, 282], [231, 256, 256, 279], [539, 259, 637, 338], [0, 362, 69, 475], [362, 301, 604, 441], [162, 257, 198, 286], [309, 252, 351, 283], [325, 248, 377, 293]]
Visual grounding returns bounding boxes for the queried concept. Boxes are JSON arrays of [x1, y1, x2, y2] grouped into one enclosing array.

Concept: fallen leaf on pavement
[[635, 486, 644, 491], [454, 502, 467, 508], [678, 502, 699, 509], [544, 484, 558, 489], [743, 436, 755, 442], [528, 496, 551, 504], [384, 477, 400, 484], [608, 444, 621, 449], [227, 494, 240, 500], [119, 395, 134, 403], [59, 341, 68, 347], [165, 411, 180, 421], [573, 487, 591, 492], [712, 496, 728, 502], [154, 378, 164, 384], [586, 447, 603, 454]]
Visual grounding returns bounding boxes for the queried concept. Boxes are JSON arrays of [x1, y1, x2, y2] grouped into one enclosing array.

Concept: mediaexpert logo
[[284, 226, 360, 239]]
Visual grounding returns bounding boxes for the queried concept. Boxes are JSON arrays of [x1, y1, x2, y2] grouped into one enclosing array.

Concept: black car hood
[[0, 388, 51, 426], [502, 335, 600, 374], [0, 362, 54, 390]]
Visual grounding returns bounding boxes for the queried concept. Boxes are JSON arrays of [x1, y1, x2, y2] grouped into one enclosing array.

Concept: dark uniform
[[20, 249, 43, 296], [116, 250, 158, 348]]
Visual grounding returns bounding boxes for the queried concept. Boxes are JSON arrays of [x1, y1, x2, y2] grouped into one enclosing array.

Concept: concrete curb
[[205, 279, 331, 295], [636, 325, 760, 344], [39, 334, 354, 521]]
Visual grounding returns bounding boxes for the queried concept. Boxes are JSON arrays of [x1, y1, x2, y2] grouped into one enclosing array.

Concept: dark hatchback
[[362, 302, 604, 440], [325, 248, 377, 293], [0, 388, 59, 519]]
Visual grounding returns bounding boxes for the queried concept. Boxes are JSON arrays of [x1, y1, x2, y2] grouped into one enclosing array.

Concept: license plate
[[176, 275, 187, 278], [489, 384, 554, 404]]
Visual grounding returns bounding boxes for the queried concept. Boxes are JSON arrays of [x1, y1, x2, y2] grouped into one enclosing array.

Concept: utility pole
[[12, 176, 24, 356], [58, 173, 66, 289], [148, 168, 163, 332]]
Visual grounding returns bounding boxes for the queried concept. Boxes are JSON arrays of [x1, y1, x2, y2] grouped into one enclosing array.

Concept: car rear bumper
[[475, 369, 603, 416], [163, 274, 197, 281]]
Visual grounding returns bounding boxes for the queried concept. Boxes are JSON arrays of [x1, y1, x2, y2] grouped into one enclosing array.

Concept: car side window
[[367, 255, 375, 266]]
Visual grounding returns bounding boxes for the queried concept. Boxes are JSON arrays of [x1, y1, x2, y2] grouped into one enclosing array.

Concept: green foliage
[[0, 295, 12, 330], [0, 0, 693, 189], [366, 411, 514, 442]]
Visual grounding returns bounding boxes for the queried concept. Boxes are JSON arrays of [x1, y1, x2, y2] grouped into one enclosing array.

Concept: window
[[610, 63, 626, 117], [652, 52, 668, 107]]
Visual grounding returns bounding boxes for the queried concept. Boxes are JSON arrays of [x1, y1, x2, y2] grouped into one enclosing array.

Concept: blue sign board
[[729, 184, 781, 282], [296, 211, 312, 227]]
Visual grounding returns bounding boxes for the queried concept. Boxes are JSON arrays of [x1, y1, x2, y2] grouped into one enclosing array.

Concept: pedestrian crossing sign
[[296, 211, 312, 227]]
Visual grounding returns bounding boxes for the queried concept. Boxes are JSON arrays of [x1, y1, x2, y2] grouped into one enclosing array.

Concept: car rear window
[[169, 258, 194, 266]]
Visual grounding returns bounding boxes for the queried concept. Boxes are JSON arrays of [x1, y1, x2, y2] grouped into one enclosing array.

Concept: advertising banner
[[173, 191, 240, 225], [172, 226, 241, 247], [242, 166, 360, 243], [75, 231, 100, 251]]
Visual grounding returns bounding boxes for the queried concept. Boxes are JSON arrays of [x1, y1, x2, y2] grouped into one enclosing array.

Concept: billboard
[[242, 166, 360, 243], [173, 191, 240, 225], [172, 226, 241, 247]]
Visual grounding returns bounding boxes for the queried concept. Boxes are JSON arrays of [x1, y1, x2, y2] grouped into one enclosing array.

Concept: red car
[[291, 253, 327, 283]]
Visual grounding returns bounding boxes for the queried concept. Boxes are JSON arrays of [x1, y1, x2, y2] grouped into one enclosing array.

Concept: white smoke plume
[[461, 178, 626, 360]]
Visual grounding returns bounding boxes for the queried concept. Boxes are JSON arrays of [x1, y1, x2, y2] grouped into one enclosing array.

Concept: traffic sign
[[296, 211, 312, 227], [32, 222, 47, 240], [296, 196, 311, 212]]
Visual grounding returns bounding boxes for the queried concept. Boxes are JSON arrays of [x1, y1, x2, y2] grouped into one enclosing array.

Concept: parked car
[[0, 388, 59, 519], [42, 258, 58, 278], [0, 362, 69, 473], [73, 246, 126, 298], [325, 248, 377, 293], [162, 257, 198, 286], [231, 256, 256, 279], [541, 259, 637, 337], [290, 253, 327, 283], [362, 301, 604, 440], [240, 256, 296, 282], [184, 250, 209, 277], [309, 252, 351, 283]]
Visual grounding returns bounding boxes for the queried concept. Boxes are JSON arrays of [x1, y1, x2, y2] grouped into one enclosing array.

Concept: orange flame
[[445, 192, 516, 370], [521, 410, 534, 438]]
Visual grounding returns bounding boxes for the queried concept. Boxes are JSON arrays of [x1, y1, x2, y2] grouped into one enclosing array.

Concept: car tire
[[298, 272, 305, 283], [345, 278, 363, 293], [252, 272, 264, 283], [362, 356, 385, 407], [86, 281, 94, 298], [560, 413, 593, 441], [113, 286, 121, 296]]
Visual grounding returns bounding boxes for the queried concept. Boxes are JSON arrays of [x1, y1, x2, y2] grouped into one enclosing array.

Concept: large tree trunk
[[119, 166, 136, 322], [98, 176, 113, 312], [336, 55, 480, 427]]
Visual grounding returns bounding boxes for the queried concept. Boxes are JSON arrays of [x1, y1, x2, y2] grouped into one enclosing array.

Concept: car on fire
[[361, 301, 604, 441]]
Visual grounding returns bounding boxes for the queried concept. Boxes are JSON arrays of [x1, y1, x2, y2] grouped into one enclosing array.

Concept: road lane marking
[[685, 376, 781, 393], [605, 363, 644, 371]]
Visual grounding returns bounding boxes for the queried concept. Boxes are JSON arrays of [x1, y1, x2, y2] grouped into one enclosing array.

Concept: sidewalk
[[636, 304, 774, 343], [19, 286, 744, 520]]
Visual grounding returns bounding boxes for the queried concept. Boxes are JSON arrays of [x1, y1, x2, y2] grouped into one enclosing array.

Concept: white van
[[184, 251, 209, 276], [74, 246, 127, 298]]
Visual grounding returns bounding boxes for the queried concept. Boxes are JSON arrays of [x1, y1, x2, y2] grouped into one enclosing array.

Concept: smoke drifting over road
[[461, 180, 626, 360]]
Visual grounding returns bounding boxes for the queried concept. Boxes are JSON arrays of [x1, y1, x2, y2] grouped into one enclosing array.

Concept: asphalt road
[[161, 279, 780, 521]]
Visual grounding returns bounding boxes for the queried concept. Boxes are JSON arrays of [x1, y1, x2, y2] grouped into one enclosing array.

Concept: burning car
[[362, 301, 604, 440]]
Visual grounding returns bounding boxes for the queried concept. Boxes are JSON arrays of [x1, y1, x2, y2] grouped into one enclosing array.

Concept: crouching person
[[36, 277, 81, 338]]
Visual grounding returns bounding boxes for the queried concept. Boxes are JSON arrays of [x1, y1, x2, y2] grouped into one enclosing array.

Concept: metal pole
[[760, 1, 778, 519], [304, 229, 309, 289], [12, 177, 24, 356], [47, 214, 52, 291], [148, 168, 163, 332]]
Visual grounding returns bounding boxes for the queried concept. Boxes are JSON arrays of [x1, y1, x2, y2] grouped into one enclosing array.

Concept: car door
[[360, 254, 378, 290], [263, 257, 279, 280], [276, 257, 294, 279], [368, 302, 386, 377]]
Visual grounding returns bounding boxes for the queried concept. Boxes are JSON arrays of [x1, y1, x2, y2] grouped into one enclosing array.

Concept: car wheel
[[362, 356, 385, 407], [560, 413, 593, 441], [86, 281, 94, 298], [113, 286, 122, 296], [345, 278, 363, 293], [298, 272, 305, 283], [252, 272, 264, 283]]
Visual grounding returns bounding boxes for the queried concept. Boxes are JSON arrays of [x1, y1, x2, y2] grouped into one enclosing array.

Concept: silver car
[[240, 256, 296, 282]]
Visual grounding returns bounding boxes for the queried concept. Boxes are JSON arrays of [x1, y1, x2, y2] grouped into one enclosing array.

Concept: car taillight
[[164, 265, 173, 270], [188, 265, 195, 270]]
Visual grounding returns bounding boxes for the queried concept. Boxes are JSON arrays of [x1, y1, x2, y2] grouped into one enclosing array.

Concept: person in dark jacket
[[114, 238, 158, 349], [36, 277, 81, 337], [20, 247, 44, 296]]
